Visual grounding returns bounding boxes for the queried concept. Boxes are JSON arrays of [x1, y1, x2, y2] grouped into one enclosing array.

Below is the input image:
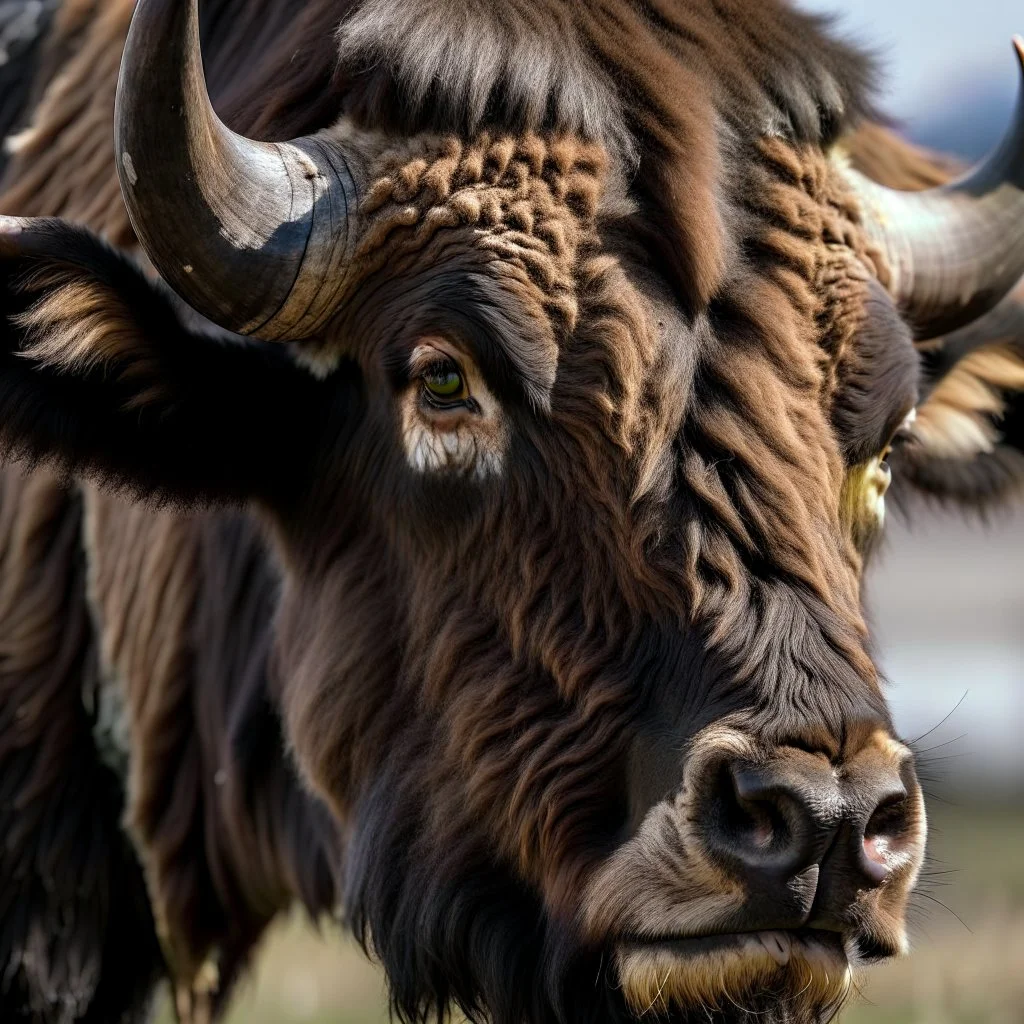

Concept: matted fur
[[82, 490, 338, 1015], [0, 466, 162, 1022], [0, 3, 1021, 1024]]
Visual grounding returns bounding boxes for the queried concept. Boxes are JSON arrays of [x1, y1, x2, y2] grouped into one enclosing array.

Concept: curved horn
[[843, 38, 1024, 342], [114, 0, 358, 340]]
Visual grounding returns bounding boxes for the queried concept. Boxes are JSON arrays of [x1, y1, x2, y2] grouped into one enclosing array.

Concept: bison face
[[254, 132, 927, 1024], [3, 2, 1024, 1022]]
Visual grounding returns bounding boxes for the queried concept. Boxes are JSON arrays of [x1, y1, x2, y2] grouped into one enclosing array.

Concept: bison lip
[[618, 926, 846, 967]]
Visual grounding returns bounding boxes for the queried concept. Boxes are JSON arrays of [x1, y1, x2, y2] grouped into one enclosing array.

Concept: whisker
[[913, 732, 969, 756], [823, 968, 855, 1024], [908, 692, 969, 746], [721, 983, 771, 1016], [912, 890, 973, 934], [919, 787, 956, 804], [790, 967, 815, 1002], [916, 752, 972, 765]]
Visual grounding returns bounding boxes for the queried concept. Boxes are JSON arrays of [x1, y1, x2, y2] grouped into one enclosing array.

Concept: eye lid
[[408, 336, 469, 378], [386, 318, 549, 416]]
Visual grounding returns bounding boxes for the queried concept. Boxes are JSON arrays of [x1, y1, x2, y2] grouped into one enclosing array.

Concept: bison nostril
[[859, 790, 911, 885], [860, 836, 891, 885], [864, 791, 910, 838], [730, 767, 796, 849], [701, 760, 820, 877]]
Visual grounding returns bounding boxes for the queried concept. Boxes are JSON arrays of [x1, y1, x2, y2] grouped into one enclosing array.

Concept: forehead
[[305, 132, 606, 387], [338, 134, 910, 661], [325, 127, 894, 393]]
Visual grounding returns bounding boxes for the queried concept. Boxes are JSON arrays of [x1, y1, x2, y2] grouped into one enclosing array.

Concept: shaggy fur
[[0, 3, 1021, 1024], [0, 221, 332, 504], [0, 466, 162, 1022]]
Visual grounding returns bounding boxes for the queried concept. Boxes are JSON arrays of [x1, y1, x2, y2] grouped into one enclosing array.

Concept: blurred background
[[157, 3, 1024, 1022]]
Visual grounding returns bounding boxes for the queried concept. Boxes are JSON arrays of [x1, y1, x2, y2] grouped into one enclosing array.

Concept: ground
[[151, 801, 1024, 1024]]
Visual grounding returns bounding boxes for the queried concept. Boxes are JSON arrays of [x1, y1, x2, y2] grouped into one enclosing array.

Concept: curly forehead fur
[[298, 130, 604, 391]]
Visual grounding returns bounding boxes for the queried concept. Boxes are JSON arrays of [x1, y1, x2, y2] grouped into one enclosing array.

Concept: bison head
[[3, 1, 1024, 1022]]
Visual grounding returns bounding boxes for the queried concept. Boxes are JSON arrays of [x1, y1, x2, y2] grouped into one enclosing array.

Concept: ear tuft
[[0, 218, 333, 507], [891, 308, 1024, 510], [912, 343, 1024, 459], [15, 269, 166, 409]]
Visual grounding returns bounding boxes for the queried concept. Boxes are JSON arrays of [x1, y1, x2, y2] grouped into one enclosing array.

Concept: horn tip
[[1013, 35, 1024, 67]]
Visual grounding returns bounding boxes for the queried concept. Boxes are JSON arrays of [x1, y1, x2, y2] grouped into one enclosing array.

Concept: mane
[[337, 0, 878, 312], [2, 0, 877, 309], [0, 467, 163, 1020], [337, 0, 876, 147]]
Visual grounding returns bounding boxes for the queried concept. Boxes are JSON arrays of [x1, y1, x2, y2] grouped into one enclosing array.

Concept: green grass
[[155, 801, 1024, 1024]]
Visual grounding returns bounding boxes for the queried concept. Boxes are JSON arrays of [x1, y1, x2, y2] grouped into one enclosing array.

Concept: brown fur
[[82, 490, 337, 1011], [16, 272, 166, 406], [0, 0, 135, 239], [0, 465, 162, 1021], [0, 3, 1019, 1024]]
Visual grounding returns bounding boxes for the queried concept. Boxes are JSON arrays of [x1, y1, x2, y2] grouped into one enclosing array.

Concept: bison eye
[[421, 359, 469, 407], [880, 408, 917, 469]]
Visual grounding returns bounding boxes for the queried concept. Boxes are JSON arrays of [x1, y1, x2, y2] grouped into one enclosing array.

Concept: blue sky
[[795, 0, 1022, 124]]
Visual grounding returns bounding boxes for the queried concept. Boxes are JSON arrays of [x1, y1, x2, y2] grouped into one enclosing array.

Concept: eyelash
[[420, 356, 457, 380]]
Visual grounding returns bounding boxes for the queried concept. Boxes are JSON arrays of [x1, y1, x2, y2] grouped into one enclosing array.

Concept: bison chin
[[614, 931, 853, 1023]]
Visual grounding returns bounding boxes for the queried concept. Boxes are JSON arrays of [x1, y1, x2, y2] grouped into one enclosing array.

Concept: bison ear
[[0, 218, 332, 506], [842, 126, 1024, 510], [890, 293, 1024, 510]]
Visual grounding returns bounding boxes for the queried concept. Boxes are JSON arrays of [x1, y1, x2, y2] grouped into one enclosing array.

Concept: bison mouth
[[618, 926, 846, 966], [613, 928, 853, 1020]]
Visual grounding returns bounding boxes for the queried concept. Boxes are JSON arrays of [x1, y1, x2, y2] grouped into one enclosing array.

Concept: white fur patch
[[80, 499, 132, 784], [337, 0, 635, 167], [864, 455, 890, 526], [402, 416, 505, 478]]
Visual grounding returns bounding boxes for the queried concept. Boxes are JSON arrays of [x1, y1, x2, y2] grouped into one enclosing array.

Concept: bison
[[1, 1, 1023, 1022]]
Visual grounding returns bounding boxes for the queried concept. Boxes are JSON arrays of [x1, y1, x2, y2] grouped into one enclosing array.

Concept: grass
[[155, 801, 1024, 1024]]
